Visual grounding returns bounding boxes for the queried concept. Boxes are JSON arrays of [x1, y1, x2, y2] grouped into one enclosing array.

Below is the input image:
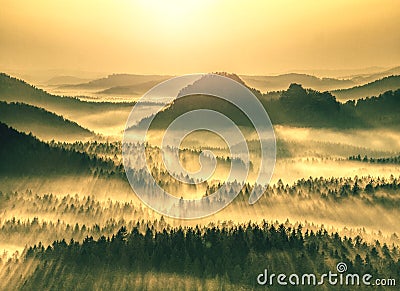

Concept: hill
[[240, 73, 356, 92], [345, 66, 400, 84], [45, 75, 93, 86], [331, 75, 400, 101], [60, 73, 172, 90], [0, 122, 113, 175], [96, 79, 171, 96], [0, 73, 139, 134], [3, 72, 400, 134], [0, 101, 95, 141], [266, 84, 400, 128], [135, 74, 400, 129], [240, 66, 400, 93], [0, 73, 136, 114]]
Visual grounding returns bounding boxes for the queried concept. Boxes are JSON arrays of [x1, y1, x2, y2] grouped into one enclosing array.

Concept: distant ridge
[[46, 75, 93, 86], [331, 75, 400, 101], [96, 79, 172, 96], [135, 74, 400, 129], [60, 73, 172, 89], [3, 72, 400, 133], [344, 66, 400, 83], [240, 66, 400, 93], [0, 73, 136, 118], [240, 73, 356, 92]]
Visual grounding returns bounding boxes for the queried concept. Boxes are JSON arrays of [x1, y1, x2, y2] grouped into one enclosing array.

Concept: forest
[[137, 74, 400, 130], [23, 222, 400, 288], [1, 72, 400, 290], [2, 0, 400, 288]]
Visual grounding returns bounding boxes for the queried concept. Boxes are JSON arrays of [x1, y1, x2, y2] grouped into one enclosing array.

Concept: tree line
[[349, 154, 400, 164], [24, 222, 400, 288]]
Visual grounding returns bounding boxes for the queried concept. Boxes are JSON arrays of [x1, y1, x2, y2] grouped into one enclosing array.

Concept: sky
[[0, 0, 399, 76]]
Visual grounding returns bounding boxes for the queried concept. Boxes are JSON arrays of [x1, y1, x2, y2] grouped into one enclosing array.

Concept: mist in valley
[[1, 69, 400, 289]]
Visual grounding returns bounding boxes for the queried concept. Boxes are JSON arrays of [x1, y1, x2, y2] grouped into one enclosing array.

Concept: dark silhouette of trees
[[0, 122, 118, 176], [24, 221, 400, 288], [349, 154, 400, 165]]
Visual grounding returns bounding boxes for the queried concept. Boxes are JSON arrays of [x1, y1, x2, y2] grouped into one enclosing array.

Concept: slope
[[0, 122, 114, 175], [345, 66, 400, 84], [135, 74, 400, 129], [46, 75, 93, 86], [0, 73, 137, 135], [0, 73, 135, 114], [96, 79, 171, 96], [331, 75, 400, 101], [0, 101, 95, 141], [240, 73, 356, 92], [60, 74, 172, 89]]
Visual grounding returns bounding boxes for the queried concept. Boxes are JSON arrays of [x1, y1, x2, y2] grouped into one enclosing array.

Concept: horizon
[[3, 64, 400, 85]]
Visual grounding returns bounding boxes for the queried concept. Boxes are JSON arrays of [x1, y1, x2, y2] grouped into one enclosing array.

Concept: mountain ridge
[[59, 73, 173, 90], [331, 75, 400, 101], [134, 75, 400, 130]]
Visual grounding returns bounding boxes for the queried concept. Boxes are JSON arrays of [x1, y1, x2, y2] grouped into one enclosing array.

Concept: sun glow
[[137, 0, 211, 28], [1, 0, 399, 74]]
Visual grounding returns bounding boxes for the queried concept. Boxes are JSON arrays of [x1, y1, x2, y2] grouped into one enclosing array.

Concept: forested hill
[[265, 84, 400, 128], [137, 80, 400, 129], [241, 73, 356, 92], [0, 101, 95, 141], [2, 72, 400, 129], [60, 73, 172, 89], [179, 74, 400, 128], [0, 73, 135, 114], [331, 75, 400, 101], [0, 122, 114, 175]]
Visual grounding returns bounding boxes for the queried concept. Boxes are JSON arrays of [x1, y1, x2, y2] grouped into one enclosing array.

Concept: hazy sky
[[1, 0, 399, 75]]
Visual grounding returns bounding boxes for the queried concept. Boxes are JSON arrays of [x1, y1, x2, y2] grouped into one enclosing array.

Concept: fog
[[275, 125, 400, 153]]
